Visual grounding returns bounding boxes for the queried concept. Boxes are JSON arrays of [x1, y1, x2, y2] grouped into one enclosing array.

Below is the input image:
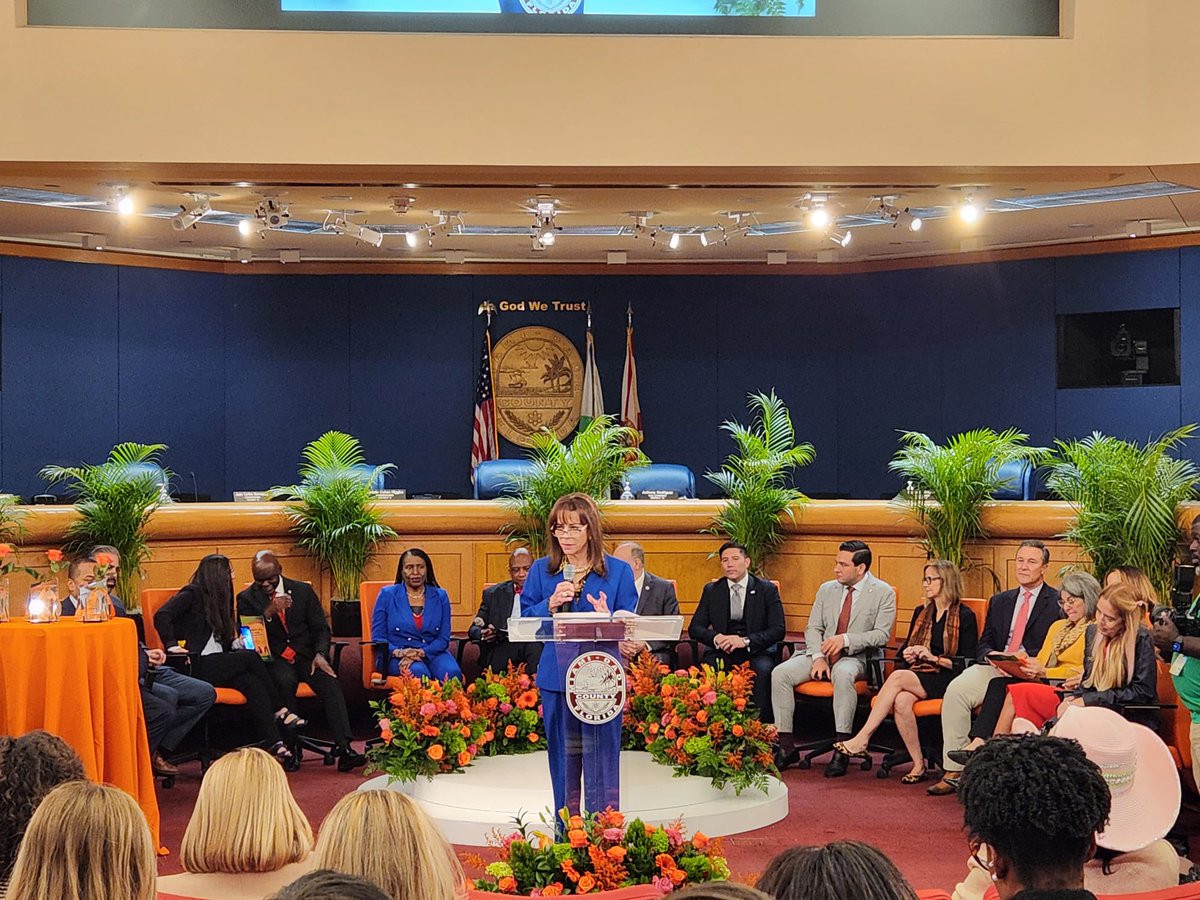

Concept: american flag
[[470, 327, 499, 480]]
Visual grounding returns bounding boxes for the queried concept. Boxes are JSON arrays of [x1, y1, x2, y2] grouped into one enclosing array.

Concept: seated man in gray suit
[[771, 540, 896, 776], [613, 541, 681, 667]]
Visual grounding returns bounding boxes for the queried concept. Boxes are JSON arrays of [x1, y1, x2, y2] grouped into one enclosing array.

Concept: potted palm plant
[[888, 428, 1047, 573], [704, 390, 815, 576], [1045, 425, 1199, 599], [501, 415, 648, 556], [40, 442, 173, 612], [269, 431, 396, 615]]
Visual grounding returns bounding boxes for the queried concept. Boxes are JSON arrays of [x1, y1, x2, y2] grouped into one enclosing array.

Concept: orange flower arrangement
[[366, 675, 490, 782], [469, 664, 546, 756]]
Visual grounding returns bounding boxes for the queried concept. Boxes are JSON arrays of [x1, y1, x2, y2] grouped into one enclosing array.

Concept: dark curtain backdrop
[[0, 247, 1195, 501]]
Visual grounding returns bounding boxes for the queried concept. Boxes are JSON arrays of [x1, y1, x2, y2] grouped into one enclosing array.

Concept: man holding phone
[[237, 550, 365, 771]]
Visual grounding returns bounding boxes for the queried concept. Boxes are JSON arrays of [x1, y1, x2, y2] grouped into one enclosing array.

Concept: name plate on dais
[[493, 326, 583, 448]]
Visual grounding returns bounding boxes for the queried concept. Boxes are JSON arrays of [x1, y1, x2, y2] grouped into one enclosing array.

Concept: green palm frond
[[888, 428, 1049, 569], [1045, 425, 1199, 598], [704, 390, 814, 575], [38, 443, 172, 607], [269, 432, 397, 601], [499, 416, 649, 555]]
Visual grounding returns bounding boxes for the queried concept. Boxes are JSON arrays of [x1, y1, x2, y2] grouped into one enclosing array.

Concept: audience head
[[922, 560, 962, 605], [181, 747, 312, 874], [1190, 517, 1200, 565], [756, 841, 918, 900], [189, 553, 237, 643], [270, 869, 390, 900], [959, 733, 1109, 898], [1085, 583, 1143, 693], [253, 550, 284, 592], [1015, 540, 1049, 588], [672, 884, 772, 900], [1059, 571, 1102, 621], [614, 541, 646, 578], [0, 730, 85, 882], [507, 547, 533, 591], [314, 790, 463, 900], [6, 780, 157, 900], [547, 493, 606, 574], [835, 540, 872, 585], [88, 544, 122, 592], [1048, 705, 1180, 853], [395, 547, 439, 589], [718, 541, 752, 584], [1103, 565, 1158, 611], [66, 557, 96, 599]]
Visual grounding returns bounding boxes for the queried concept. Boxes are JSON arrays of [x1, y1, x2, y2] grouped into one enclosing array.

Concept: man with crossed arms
[[771, 540, 896, 776]]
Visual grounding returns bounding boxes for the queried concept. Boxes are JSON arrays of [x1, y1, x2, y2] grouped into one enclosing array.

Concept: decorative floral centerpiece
[[468, 664, 545, 756], [367, 676, 491, 781], [466, 808, 729, 896], [622, 656, 778, 795]]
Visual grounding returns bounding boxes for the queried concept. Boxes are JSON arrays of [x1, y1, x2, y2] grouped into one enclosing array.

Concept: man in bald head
[[469, 547, 542, 675], [236, 550, 365, 771], [613, 541, 680, 667]]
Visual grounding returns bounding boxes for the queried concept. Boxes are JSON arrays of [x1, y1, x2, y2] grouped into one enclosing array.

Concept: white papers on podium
[[506, 613, 684, 643]]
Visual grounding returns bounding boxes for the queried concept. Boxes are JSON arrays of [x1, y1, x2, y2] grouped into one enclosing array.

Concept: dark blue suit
[[371, 584, 461, 682], [522, 554, 637, 817]]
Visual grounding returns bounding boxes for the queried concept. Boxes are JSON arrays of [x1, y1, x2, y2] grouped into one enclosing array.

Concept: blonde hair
[[314, 790, 464, 900], [181, 747, 313, 873], [1104, 566, 1158, 612], [1085, 583, 1143, 693], [6, 780, 156, 900]]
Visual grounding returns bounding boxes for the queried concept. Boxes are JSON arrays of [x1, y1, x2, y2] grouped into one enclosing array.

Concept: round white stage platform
[[360, 751, 788, 845]]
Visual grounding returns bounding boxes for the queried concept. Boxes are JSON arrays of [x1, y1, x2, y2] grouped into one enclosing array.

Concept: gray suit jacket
[[635, 571, 681, 662], [804, 572, 896, 660]]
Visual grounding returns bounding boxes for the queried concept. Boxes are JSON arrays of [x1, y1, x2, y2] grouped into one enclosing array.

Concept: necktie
[[730, 583, 744, 620], [829, 586, 854, 664], [1006, 589, 1033, 653]]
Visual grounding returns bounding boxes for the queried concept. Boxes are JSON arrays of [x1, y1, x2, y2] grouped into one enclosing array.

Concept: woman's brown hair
[[545, 492, 607, 577]]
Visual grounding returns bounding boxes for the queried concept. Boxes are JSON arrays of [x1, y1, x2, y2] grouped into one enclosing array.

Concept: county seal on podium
[[565, 651, 626, 724], [492, 326, 583, 447]]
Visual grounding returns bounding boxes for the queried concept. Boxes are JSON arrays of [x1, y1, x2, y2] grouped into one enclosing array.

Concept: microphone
[[558, 563, 579, 613]]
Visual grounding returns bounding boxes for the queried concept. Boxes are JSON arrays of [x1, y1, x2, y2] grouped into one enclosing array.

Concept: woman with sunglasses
[[520, 492, 639, 820]]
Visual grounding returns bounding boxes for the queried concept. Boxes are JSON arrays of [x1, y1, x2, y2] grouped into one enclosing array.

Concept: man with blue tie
[[928, 540, 1063, 796]]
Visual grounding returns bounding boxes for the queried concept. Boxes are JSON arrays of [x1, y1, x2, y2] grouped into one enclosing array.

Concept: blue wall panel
[[1179, 248, 1200, 431], [1, 257, 120, 497], [1055, 386, 1181, 444], [118, 266, 227, 500], [1054, 249, 1181, 314]]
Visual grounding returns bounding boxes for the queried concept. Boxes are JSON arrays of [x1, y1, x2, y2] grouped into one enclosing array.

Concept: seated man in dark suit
[[66, 550, 216, 777], [236, 550, 365, 771], [613, 541, 681, 667], [468, 547, 541, 675], [688, 541, 786, 719]]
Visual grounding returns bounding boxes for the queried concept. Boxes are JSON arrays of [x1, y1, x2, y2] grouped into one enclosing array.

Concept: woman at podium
[[521, 493, 638, 819]]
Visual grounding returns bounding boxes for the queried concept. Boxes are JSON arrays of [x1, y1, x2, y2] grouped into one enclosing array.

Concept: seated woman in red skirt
[[1002, 582, 1156, 731]]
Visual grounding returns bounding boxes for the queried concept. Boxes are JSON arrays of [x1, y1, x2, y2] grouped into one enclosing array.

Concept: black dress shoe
[[774, 747, 801, 771], [337, 749, 368, 772], [825, 750, 849, 778], [947, 748, 975, 766]]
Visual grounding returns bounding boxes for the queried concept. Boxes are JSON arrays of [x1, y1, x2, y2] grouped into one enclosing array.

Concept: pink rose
[[420, 703, 437, 718], [654, 875, 675, 893], [537, 705, 543, 716], [702, 691, 717, 705], [500, 702, 513, 714], [445, 699, 458, 713], [603, 827, 623, 842], [665, 826, 683, 848]]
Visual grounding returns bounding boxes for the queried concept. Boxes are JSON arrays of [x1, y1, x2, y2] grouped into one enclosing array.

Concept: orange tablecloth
[[0, 616, 160, 845]]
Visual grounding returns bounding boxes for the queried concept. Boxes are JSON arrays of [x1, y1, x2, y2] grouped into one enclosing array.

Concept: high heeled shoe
[[277, 710, 308, 730], [269, 741, 294, 763], [832, 740, 871, 761]]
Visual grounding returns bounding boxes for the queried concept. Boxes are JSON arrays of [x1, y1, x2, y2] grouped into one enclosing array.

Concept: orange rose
[[568, 815, 585, 830], [606, 846, 627, 861], [421, 725, 439, 737], [46, 549, 64, 562], [427, 744, 444, 760], [577, 873, 596, 893], [528, 733, 539, 743], [604, 809, 624, 827], [505, 725, 518, 739], [497, 875, 517, 893], [696, 709, 708, 724], [732, 724, 744, 737], [486, 696, 499, 709], [655, 853, 675, 870], [541, 884, 564, 896], [0, 543, 13, 557], [483, 730, 495, 742], [457, 750, 471, 766], [568, 828, 589, 848], [93, 553, 115, 567], [693, 832, 709, 849], [669, 868, 686, 884], [734, 697, 747, 711], [379, 726, 393, 742], [461, 726, 471, 737]]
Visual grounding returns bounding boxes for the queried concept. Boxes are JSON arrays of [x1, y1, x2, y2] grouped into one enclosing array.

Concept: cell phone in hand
[[239, 625, 256, 651]]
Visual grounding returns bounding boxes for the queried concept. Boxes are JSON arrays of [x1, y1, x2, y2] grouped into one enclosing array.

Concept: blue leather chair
[[473, 459, 537, 500], [121, 462, 171, 499], [625, 464, 697, 499], [993, 459, 1036, 500]]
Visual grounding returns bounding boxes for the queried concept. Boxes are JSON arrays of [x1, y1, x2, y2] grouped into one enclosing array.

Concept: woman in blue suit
[[522, 493, 638, 819], [371, 548, 461, 682]]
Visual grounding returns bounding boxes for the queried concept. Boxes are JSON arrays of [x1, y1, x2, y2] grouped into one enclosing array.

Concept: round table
[[0, 616, 160, 845]]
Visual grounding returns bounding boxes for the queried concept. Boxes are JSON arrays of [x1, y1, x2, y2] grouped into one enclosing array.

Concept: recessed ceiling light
[[1067, 223, 1093, 229], [323, 195, 352, 202]]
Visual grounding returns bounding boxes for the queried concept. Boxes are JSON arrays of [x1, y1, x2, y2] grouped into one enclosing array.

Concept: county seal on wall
[[492, 326, 583, 447], [565, 651, 626, 724]]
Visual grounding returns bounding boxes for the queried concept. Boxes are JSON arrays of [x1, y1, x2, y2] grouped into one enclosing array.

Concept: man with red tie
[[927, 539, 1063, 796], [771, 540, 896, 775]]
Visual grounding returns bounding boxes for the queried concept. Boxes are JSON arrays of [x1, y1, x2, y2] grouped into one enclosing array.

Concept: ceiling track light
[[391, 196, 417, 215], [171, 194, 212, 231], [700, 226, 727, 248], [877, 202, 922, 232], [827, 228, 852, 248], [107, 187, 134, 216], [531, 199, 560, 247], [238, 217, 267, 238], [958, 195, 982, 224], [325, 213, 383, 247], [255, 198, 290, 230]]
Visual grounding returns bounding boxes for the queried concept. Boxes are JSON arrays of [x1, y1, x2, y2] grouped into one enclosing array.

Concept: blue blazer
[[371, 584, 454, 661], [521, 554, 638, 693]]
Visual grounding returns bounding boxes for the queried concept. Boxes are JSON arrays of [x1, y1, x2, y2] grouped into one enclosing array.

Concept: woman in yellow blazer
[[947, 570, 1100, 763]]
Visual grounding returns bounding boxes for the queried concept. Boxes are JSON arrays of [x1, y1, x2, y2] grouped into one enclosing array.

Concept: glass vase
[[81, 582, 112, 623], [27, 582, 59, 624], [0, 577, 9, 623]]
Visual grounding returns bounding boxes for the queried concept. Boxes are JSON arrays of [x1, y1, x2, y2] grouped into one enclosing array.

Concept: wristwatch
[[1173, 640, 1184, 655]]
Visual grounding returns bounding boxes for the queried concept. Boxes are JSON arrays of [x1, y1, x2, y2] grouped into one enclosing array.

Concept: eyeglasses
[[551, 524, 587, 536], [922, 576, 943, 584], [1059, 594, 1083, 608]]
